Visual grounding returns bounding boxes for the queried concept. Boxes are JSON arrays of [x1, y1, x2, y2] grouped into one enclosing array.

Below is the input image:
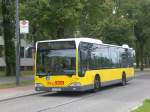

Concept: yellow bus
[[35, 38, 135, 92]]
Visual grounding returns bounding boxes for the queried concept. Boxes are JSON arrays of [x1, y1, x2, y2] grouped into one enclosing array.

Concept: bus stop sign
[[20, 20, 29, 34]]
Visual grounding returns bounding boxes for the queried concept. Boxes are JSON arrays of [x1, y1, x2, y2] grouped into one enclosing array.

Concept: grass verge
[[133, 100, 150, 112], [0, 71, 33, 77], [0, 80, 34, 89]]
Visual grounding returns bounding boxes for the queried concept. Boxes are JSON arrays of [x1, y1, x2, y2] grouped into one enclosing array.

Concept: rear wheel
[[93, 75, 100, 92]]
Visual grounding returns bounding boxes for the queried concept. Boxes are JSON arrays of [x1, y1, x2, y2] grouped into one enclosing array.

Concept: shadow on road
[[40, 91, 91, 97], [39, 83, 131, 98]]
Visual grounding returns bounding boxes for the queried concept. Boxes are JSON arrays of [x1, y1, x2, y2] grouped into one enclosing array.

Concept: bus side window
[[120, 48, 129, 68], [128, 50, 134, 67], [100, 45, 111, 68], [109, 47, 120, 68]]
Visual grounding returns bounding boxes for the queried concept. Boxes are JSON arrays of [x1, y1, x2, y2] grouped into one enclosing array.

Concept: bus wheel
[[121, 73, 126, 86], [93, 75, 100, 92]]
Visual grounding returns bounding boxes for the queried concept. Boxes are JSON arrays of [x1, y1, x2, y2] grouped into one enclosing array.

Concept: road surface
[[0, 71, 150, 112]]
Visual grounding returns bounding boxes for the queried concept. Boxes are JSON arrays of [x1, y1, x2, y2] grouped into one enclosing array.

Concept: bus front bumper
[[35, 85, 94, 92]]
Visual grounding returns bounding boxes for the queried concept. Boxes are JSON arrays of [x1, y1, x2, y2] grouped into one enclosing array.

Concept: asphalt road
[[0, 71, 150, 112]]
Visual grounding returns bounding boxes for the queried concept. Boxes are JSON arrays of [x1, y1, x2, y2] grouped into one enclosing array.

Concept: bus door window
[[79, 42, 90, 76], [89, 44, 99, 70]]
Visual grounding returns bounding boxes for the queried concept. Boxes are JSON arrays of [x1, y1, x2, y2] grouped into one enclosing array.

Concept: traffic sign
[[20, 20, 29, 34]]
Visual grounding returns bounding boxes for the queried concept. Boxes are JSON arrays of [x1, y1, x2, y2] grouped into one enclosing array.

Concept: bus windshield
[[36, 41, 76, 76]]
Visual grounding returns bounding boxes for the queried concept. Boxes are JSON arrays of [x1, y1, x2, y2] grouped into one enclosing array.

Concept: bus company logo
[[47, 82, 55, 86], [47, 81, 64, 85]]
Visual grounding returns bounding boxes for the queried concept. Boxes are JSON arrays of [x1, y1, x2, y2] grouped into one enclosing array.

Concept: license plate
[[51, 88, 62, 91]]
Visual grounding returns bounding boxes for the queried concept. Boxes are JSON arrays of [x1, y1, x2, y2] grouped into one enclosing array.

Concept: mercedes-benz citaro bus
[[35, 38, 135, 92]]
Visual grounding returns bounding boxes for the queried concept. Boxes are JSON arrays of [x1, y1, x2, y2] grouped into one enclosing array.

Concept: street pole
[[15, 0, 20, 86]]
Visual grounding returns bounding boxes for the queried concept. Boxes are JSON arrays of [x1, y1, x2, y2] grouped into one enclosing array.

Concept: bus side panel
[[77, 71, 95, 86], [125, 67, 135, 79], [98, 69, 122, 83], [78, 67, 135, 87]]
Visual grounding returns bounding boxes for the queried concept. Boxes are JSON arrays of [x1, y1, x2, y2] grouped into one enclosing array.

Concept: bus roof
[[37, 37, 132, 49], [37, 37, 102, 44]]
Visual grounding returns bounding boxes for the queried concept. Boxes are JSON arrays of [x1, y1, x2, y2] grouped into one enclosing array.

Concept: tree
[[144, 38, 150, 68], [78, 0, 135, 47], [100, 16, 134, 46], [19, 0, 150, 71], [0, 0, 2, 35], [79, 0, 109, 39], [110, 0, 150, 70], [133, 0, 150, 71], [1, 0, 16, 76], [20, 0, 82, 43]]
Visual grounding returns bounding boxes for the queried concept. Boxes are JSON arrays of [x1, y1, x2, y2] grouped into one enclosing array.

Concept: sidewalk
[[135, 68, 150, 72], [0, 85, 43, 101], [0, 74, 41, 101]]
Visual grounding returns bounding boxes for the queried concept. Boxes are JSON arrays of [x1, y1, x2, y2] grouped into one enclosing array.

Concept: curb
[[0, 91, 46, 102], [130, 103, 143, 112]]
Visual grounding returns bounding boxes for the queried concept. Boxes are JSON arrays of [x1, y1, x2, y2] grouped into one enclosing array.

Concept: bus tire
[[121, 73, 126, 86], [92, 75, 101, 92]]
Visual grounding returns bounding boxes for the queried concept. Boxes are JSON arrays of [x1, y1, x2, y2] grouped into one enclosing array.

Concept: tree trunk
[[140, 43, 144, 71], [149, 57, 150, 68], [2, 0, 16, 76], [136, 49, 140, 68], [135, 42, 140, 68], [147, 56, 149, 68], [144, 56, 148, 68]]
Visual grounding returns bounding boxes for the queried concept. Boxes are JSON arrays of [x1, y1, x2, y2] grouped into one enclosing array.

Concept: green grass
[[133, 100, 150, 112], [0, 80, 34, 89], [21, 71, 34, 76], [0, 71, 5, 77], [0, 71, 34, 77], [0, 71, 34, 89]]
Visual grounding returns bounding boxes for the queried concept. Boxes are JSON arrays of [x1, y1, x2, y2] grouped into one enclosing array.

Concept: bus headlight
[[70, 82, 81, 87]]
